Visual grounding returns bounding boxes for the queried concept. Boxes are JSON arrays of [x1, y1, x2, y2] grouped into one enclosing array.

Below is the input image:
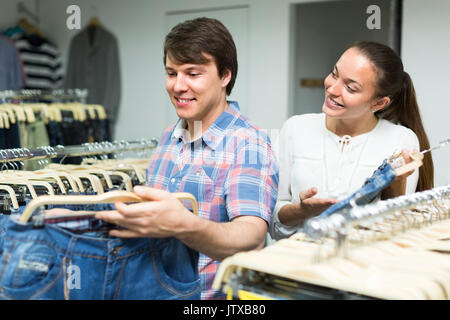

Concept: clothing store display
[[270, 113, 419, 240], [64, 25, 121, 137], [13, 34, 63, 90], [0, 140, 203, 300], [214, 185, 450, 300], [0, 91, 111, 163], [0, 122, 21, 150], [0, 36, 25, 90], [147, 101, 279, 299], [21, 119, 50, 170], [313, 151, 424, 220], [0, 216, 200, 300]]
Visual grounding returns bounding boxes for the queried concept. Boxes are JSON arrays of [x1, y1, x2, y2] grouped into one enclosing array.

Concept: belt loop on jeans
[[62, 237, 78, 300], [62, 257, 70, 300], [31, 206, 46, 228]]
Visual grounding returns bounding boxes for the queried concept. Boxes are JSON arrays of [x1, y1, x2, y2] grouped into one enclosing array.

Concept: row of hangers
[[0, 140, 158, 214], [213, 185, 450, 300], [0, 103, 106, 127], [0, 89, 107, 126], [11, 139, 200, 222]]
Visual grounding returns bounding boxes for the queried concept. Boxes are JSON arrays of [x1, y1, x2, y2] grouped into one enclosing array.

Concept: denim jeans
[[0, 215, 200, 300], [318, 159, 396, 218], [46, 121, 65, 147], [0, 215, 10, 257]]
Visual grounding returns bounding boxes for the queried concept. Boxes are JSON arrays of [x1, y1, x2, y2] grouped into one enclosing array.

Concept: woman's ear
[[371, 96, 391, 113]]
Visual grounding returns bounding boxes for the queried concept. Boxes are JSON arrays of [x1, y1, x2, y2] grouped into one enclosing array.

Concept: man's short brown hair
[[163, 17, 238, 96]]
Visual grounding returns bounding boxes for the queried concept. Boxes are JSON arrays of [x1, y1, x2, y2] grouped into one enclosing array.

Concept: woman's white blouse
[[269, 113, 420, 240]]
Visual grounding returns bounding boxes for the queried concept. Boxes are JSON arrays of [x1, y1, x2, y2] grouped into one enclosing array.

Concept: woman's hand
[[298, 187, 337, 218], [278, 187, 336, 227], [382, 149, 423, 199], [398, 149, 423, 177]]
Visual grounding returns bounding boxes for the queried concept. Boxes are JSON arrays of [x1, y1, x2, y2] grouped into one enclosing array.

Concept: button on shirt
[[146, 101, 279, 299]]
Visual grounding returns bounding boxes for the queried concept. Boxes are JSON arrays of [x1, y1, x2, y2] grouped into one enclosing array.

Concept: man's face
[[165, 53, 231, 128]]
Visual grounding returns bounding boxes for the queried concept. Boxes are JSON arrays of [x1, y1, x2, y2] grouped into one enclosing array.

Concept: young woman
[[270, 41, 434, 240]]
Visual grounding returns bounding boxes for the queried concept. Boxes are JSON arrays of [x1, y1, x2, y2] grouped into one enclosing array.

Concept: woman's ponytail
[[395, 72, 434, 191], [352, 41, 434, 191]]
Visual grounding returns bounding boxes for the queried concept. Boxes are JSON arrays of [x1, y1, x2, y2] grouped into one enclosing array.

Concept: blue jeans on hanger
[[0, 214, 200, 300], [318, 159, 396, 218]]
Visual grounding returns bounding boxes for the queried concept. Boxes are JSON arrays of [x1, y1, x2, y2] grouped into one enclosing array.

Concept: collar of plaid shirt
[[171, 101, 241, 150]]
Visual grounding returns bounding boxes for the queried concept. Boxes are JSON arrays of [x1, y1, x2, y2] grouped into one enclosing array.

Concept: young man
[[96, 17, 279, 299]]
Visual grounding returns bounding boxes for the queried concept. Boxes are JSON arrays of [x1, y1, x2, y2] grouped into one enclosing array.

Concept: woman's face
[[322, 48, 387, 121]]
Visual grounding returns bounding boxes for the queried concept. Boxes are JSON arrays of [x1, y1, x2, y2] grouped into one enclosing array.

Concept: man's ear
[[371, 96, 391, 113], [221, 69, 232, 88]]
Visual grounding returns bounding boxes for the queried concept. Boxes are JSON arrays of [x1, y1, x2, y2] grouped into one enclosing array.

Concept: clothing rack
[[213, 185, 450, 300], [0, 139, 158, 163], [0, 147, 56, 163], [0, 89, 89, 103], [54, 139, 158, 158], [303, 184, 450, 242]]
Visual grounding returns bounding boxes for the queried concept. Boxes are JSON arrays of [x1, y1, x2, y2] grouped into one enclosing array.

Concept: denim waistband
[[0, 204, 200, 300], [5, 215, 170, 259]]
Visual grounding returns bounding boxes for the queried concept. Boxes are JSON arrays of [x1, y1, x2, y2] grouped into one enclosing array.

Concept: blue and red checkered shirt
[[146, 101, 279, 299]]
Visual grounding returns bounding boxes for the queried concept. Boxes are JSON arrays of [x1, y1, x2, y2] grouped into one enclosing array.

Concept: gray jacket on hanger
[[64, 25, 121, 137]]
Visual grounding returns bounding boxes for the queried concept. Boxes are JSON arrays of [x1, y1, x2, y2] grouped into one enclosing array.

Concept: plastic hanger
[[106, 171, 133, 191], [14, 171, 67, 194], [393, 151, 423, 176], [88, 16, 100, 27], [42, 166, 86, 192], [0, 185, 19, 209], [19, 190, 198, 223], [71, 172, 104, 194], [0, 179, 38, 199], [0, 111, 9, 129], [44, 166, 102, 193], [35, 169, 80, 193], [0, 104, 17, 124], [18, 18, 42, 37], [88, 162, 146, 186], [69, 167, 114, 190]]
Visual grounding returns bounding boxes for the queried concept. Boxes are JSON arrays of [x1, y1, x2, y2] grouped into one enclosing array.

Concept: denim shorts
[[0, 215, 200, 300]]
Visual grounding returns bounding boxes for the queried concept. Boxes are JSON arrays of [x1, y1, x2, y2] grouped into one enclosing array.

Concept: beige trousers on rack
[[19, 120, 50, 171]]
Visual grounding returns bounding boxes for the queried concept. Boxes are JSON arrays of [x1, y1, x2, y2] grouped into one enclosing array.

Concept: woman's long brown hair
[[351, 41, 434, 191]]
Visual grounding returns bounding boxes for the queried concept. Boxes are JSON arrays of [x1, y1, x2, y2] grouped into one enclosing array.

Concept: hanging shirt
[[64, 25, 121, 128], [0, 35, 25, 90], [146, 101, 279, 300], [269, 113, 420, 240], [13, 34, 63, 90]]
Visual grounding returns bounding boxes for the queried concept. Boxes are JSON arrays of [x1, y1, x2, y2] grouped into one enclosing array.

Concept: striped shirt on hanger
[[14, 34, 63, 90]]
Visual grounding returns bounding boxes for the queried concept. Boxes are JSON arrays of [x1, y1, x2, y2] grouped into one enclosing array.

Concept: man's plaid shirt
[[146, 101, 279, 299]]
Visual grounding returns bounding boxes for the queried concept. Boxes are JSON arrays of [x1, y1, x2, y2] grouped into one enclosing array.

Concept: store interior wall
[[402, 0, 450, 187], [1, 0, 449, 187], [293, 0, 393, 116]]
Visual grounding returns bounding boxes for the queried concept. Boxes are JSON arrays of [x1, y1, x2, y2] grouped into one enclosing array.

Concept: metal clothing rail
[[54, 139, 158, 157], [303, 184, 450, 241], [0, 89, 89, 103], [0, 139, 158, 163], [0, 147, 56, 163]]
